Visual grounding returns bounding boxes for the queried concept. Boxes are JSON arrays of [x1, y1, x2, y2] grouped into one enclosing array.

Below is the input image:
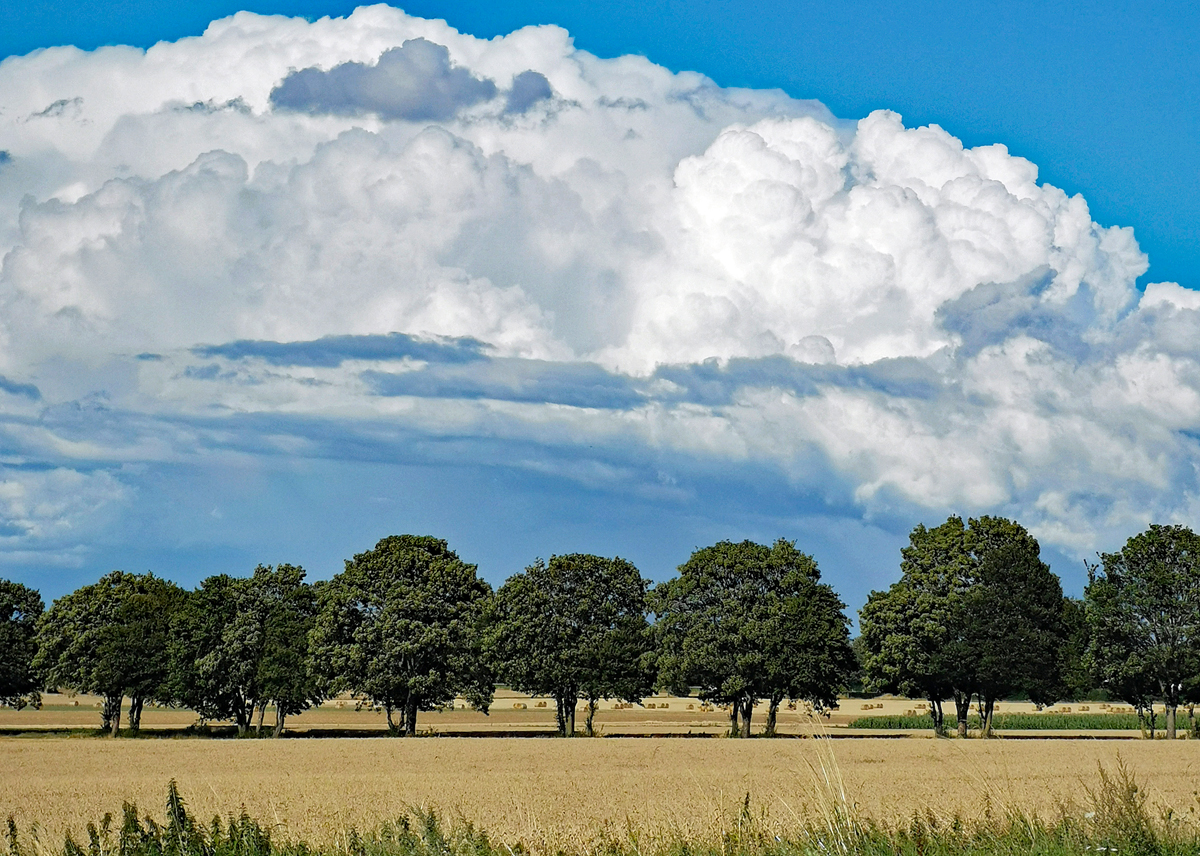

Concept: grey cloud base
[[270, 38, 497, 121]]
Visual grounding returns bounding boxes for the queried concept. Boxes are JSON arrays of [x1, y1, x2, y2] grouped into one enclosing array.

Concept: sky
[[0, 1, 1197, 610]]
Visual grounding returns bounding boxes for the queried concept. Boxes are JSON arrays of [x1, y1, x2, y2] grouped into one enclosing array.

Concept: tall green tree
[[170, 574, 260, 734], [490, 553, 653, 736], [310, 535, 493, 735], [654, 539, 853, 737], [254, 564, 323, 736], [859, 517, 973, 735], [963, 527, 1067, 736], [758, 570, 856, 735], [170, 564, 321, 736], [34, 571, 184, 735], [860, 516, 1067, 737], [0, 580, 44, 710], [1086, 524, 1200, 739], [1057, 597, 1095, 702]]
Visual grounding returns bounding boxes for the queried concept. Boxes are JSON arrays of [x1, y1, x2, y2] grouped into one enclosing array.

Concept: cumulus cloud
[[505, 70, 552, 113], [0, 3, 1196, 577], [270, 38, 498, 121], [0, 467, 132, 563]]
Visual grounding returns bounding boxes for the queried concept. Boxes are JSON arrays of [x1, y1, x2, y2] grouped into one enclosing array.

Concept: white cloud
[[0, 3, 1196, 570], [0, 466, 132, 563]]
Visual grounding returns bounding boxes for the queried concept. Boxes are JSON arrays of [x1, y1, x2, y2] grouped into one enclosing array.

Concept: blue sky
[[0, 0, 1196, 609]]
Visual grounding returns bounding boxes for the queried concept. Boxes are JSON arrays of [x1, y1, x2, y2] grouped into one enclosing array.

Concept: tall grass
[[7, 761, 1198, 856], [848, 712, 1144, 730]]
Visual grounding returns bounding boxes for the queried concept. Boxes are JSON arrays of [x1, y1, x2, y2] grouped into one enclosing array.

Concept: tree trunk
[[764, 697, 780, 737], [928, 697, 945, 736], [1136, 705, 1147, 739], [953, 691, 971, 738], [129, 697, 144, 735], [977, 697, 995, 739], [256, 702, 266, 736], [273, 709, 286, 738], [728, 704, 740, 738], [740, 696, 754, 738], [384, 704, 399, 736], [1166, 704, 1177, 740], [585, 699, 599, 736], [555, 693, 577, 736], [104, 695, 122, 737], [234, 703, 251, 737], [405, 695, 418, 736], [1149, 706, 1157, 739]]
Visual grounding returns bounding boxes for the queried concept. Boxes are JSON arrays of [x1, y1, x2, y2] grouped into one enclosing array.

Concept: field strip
[[4, 737, 1200, 846]]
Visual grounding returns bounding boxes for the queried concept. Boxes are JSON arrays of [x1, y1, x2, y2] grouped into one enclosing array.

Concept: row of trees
[[0, 536, 854, 737], [4, 520, 1200, 738], [859, 520, 1200, 739]]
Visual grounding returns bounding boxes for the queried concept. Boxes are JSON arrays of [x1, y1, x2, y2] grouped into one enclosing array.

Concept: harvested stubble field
[[4, 736, 1200, 850], [0, 692, 1146, 736]]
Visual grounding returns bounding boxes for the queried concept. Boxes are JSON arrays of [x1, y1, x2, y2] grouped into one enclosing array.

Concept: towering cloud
[[270, 38, 498, 121], [0, 5, 1194, 584]]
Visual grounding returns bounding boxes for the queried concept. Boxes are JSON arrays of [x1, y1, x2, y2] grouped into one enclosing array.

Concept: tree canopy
[[654, 539, 853, 737], [34, 571, 185, 735], [170, 564, 322, 736], [0, 579, 44, 710], [310, 535, 493, 735], [1086, 523, 1200, 739], [490, 553, 652, 736], [860, 516, 1067, 736]]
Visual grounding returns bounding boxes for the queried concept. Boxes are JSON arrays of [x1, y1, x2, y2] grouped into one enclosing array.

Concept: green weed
[[848, 712, 1144, 730]]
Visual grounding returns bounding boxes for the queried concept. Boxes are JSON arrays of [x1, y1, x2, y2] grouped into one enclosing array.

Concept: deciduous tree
[[310, 535, 493, 735], [34, 571, 184, 735], [0, 580, 43, 710], [170, 564, 322, 736], [860, 516, 1067, 737], [490, 554, 653, 736], [655, 539, 853, 737], [964, 527, 1067, 736], [1086, 524, 1200, 739], [254, 564, 323, 736], [860, 518, 973, 735]]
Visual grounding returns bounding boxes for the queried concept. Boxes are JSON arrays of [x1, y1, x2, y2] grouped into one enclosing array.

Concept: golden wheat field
[[0, 691, 1140, 735], [4, 735, 1200, 849]]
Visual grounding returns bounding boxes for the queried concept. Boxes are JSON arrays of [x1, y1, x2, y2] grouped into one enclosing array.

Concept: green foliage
[[0, 580, 43, 710], [859, 517, 971, 732], [170, 575, 261, 734], [33, 571, 185, 735], [490, 553, 652, 736], [254, 566, 323, 732], [848, 712, 1144, 729], [1057, 597, 1095, 701], [309, 535, 493, 736], [859, 516, 1068, 736], [966, 521, 1067, 710], [170, 565, 321, 736], [1086, 523, 1200, 738], [654, 539, 854, 737]]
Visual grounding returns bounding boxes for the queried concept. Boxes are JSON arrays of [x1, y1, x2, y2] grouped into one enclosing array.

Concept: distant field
[[4, 736, 1200, 849], [0, 693, 1153, 736]]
